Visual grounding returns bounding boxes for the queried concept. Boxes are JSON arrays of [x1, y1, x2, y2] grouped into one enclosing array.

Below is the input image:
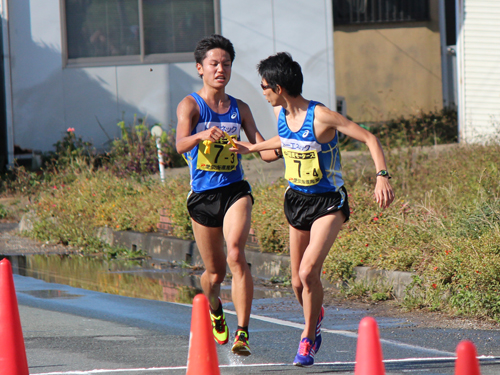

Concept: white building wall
[[8, 0, 66, 152], [4, 0, 335, 158], [457, 0, 500, 143], [221, 0, 335, 141]]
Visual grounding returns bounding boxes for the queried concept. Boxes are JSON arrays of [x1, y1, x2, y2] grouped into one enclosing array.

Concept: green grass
[[3, 109, 500, 321], [326, 143, 500, 320], [0, 204, 8, 219]]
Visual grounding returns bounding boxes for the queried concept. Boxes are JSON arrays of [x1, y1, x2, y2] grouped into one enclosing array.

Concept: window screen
[[333, 0, 429, 25], [143, 0, 215, 55], [66, 0, 140, 58], [65, 0, 216, 61]]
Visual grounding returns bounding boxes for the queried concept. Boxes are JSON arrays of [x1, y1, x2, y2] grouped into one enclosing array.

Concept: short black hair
[[257, 52, 303, 97], [194, 34, 236, 65]]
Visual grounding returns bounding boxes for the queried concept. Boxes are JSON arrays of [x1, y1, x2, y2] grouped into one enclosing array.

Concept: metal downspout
[[1, 0, 14, 166]]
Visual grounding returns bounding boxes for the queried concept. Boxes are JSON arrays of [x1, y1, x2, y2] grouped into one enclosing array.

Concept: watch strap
[[376, 170, 391, 179]]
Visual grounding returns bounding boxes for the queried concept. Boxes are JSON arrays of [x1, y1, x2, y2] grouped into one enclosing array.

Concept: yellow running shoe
[[209, 299, 229, 345], [231, 330, 251, 356]]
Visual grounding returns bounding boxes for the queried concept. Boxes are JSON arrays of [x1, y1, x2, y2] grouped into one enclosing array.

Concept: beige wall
[[333, 0, 443, 123]]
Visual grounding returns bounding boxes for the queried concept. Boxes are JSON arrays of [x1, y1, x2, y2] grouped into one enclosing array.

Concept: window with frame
[[65, 0, 217, 64], [333, 0, 429, 25]]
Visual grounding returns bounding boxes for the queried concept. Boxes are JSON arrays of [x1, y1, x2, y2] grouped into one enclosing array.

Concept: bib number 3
[[197, 138, 237, 172], [283, 148, 322, 186]]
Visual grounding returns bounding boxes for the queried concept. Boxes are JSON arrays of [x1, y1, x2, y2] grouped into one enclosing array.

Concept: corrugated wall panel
[[465, 73, 500, 80], [462, 1, 500, 141]]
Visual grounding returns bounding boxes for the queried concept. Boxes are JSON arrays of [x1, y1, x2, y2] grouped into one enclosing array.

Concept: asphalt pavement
[[9, 271, 500, 375]]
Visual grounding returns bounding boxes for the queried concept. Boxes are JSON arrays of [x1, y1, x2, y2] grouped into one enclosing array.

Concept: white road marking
[[228, 309, 455, 356], [33, 308, 500, 374], [33, 357, 500, 374]]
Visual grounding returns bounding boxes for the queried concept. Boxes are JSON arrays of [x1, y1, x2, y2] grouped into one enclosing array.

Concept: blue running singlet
[[278, 100, 344, 194], [184, 93, 245, 193]]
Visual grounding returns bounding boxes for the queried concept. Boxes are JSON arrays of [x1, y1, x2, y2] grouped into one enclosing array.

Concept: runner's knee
[[292, 275, 303, 291], [298, 266, 321, 288], [226, 247, 247, 270], [207, 269, 226, 285]]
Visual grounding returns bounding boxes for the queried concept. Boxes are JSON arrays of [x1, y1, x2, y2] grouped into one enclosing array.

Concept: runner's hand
[[374, 177, 395, 208], [201, 127, 223, 142], [230, 140, 253, 154]]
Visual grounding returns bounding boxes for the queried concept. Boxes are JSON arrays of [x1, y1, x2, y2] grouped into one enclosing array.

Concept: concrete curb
[[96, 227, 414, 299], [96, 227, 291, 280], [353, 267, 414, 300]]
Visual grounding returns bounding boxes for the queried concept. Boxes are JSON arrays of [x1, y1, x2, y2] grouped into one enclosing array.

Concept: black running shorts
[[284, 186, 350, 231], [187, 180, 254, 227]]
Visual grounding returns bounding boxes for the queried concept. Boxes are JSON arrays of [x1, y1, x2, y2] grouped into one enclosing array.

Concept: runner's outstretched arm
[[231, 135, 281, 155], [315, 106, 394, 208], [237, 100, 280, 162]]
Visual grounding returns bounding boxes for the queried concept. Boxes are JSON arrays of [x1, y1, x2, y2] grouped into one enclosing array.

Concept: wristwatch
[[376, 170, 391, 179]]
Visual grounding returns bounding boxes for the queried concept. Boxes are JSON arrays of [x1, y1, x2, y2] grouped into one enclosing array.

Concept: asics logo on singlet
[[231, 112, 237, 119], [302, 130, 310, 138]]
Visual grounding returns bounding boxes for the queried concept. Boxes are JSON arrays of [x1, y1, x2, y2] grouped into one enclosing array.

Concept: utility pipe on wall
[[1, 0, 14, 167]]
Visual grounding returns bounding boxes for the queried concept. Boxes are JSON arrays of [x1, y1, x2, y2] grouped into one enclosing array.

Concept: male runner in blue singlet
[[231, 52, 395, 366], [175, 35, 276, 356]]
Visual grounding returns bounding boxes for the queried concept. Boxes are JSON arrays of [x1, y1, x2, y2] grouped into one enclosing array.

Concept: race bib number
[[197, 137, 237, 172], [283, 148, 322, 186]]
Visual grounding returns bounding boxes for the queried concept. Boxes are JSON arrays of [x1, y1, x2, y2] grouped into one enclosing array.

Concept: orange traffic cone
[[455, 340, 481, 375], [0, 258, 29, 375], [186, 293, 220, 375], [354, 316, 385, 375]]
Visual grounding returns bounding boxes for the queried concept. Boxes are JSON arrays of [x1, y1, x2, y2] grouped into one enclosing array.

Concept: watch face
[[378, 170, 388, 176]]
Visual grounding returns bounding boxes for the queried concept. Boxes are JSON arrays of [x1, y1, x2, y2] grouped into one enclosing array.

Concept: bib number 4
[[283, 148, 322, 186]]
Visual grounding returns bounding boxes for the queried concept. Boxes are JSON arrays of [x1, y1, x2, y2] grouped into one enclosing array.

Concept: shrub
[[104, 117, 184, 178], [340, 107, 458, 151], [371, 107, 458, 148], [46, 128, 95, 170], [252, 180, 290, 254], [158, 175, 193, 240], [0, 204, 8, 219]]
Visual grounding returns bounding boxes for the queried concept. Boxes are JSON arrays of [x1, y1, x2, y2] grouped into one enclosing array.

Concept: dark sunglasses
[[260, 83, 272, 90]]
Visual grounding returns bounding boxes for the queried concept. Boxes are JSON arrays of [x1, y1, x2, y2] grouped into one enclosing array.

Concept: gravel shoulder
[[0, 222, 75, 255]]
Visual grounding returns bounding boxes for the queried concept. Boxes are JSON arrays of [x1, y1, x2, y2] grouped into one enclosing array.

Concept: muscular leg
[[192, 220, 226, 311], [291, 211, 345, 342], [223, 195, 253, 327], [289, 226, 310, 305]]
